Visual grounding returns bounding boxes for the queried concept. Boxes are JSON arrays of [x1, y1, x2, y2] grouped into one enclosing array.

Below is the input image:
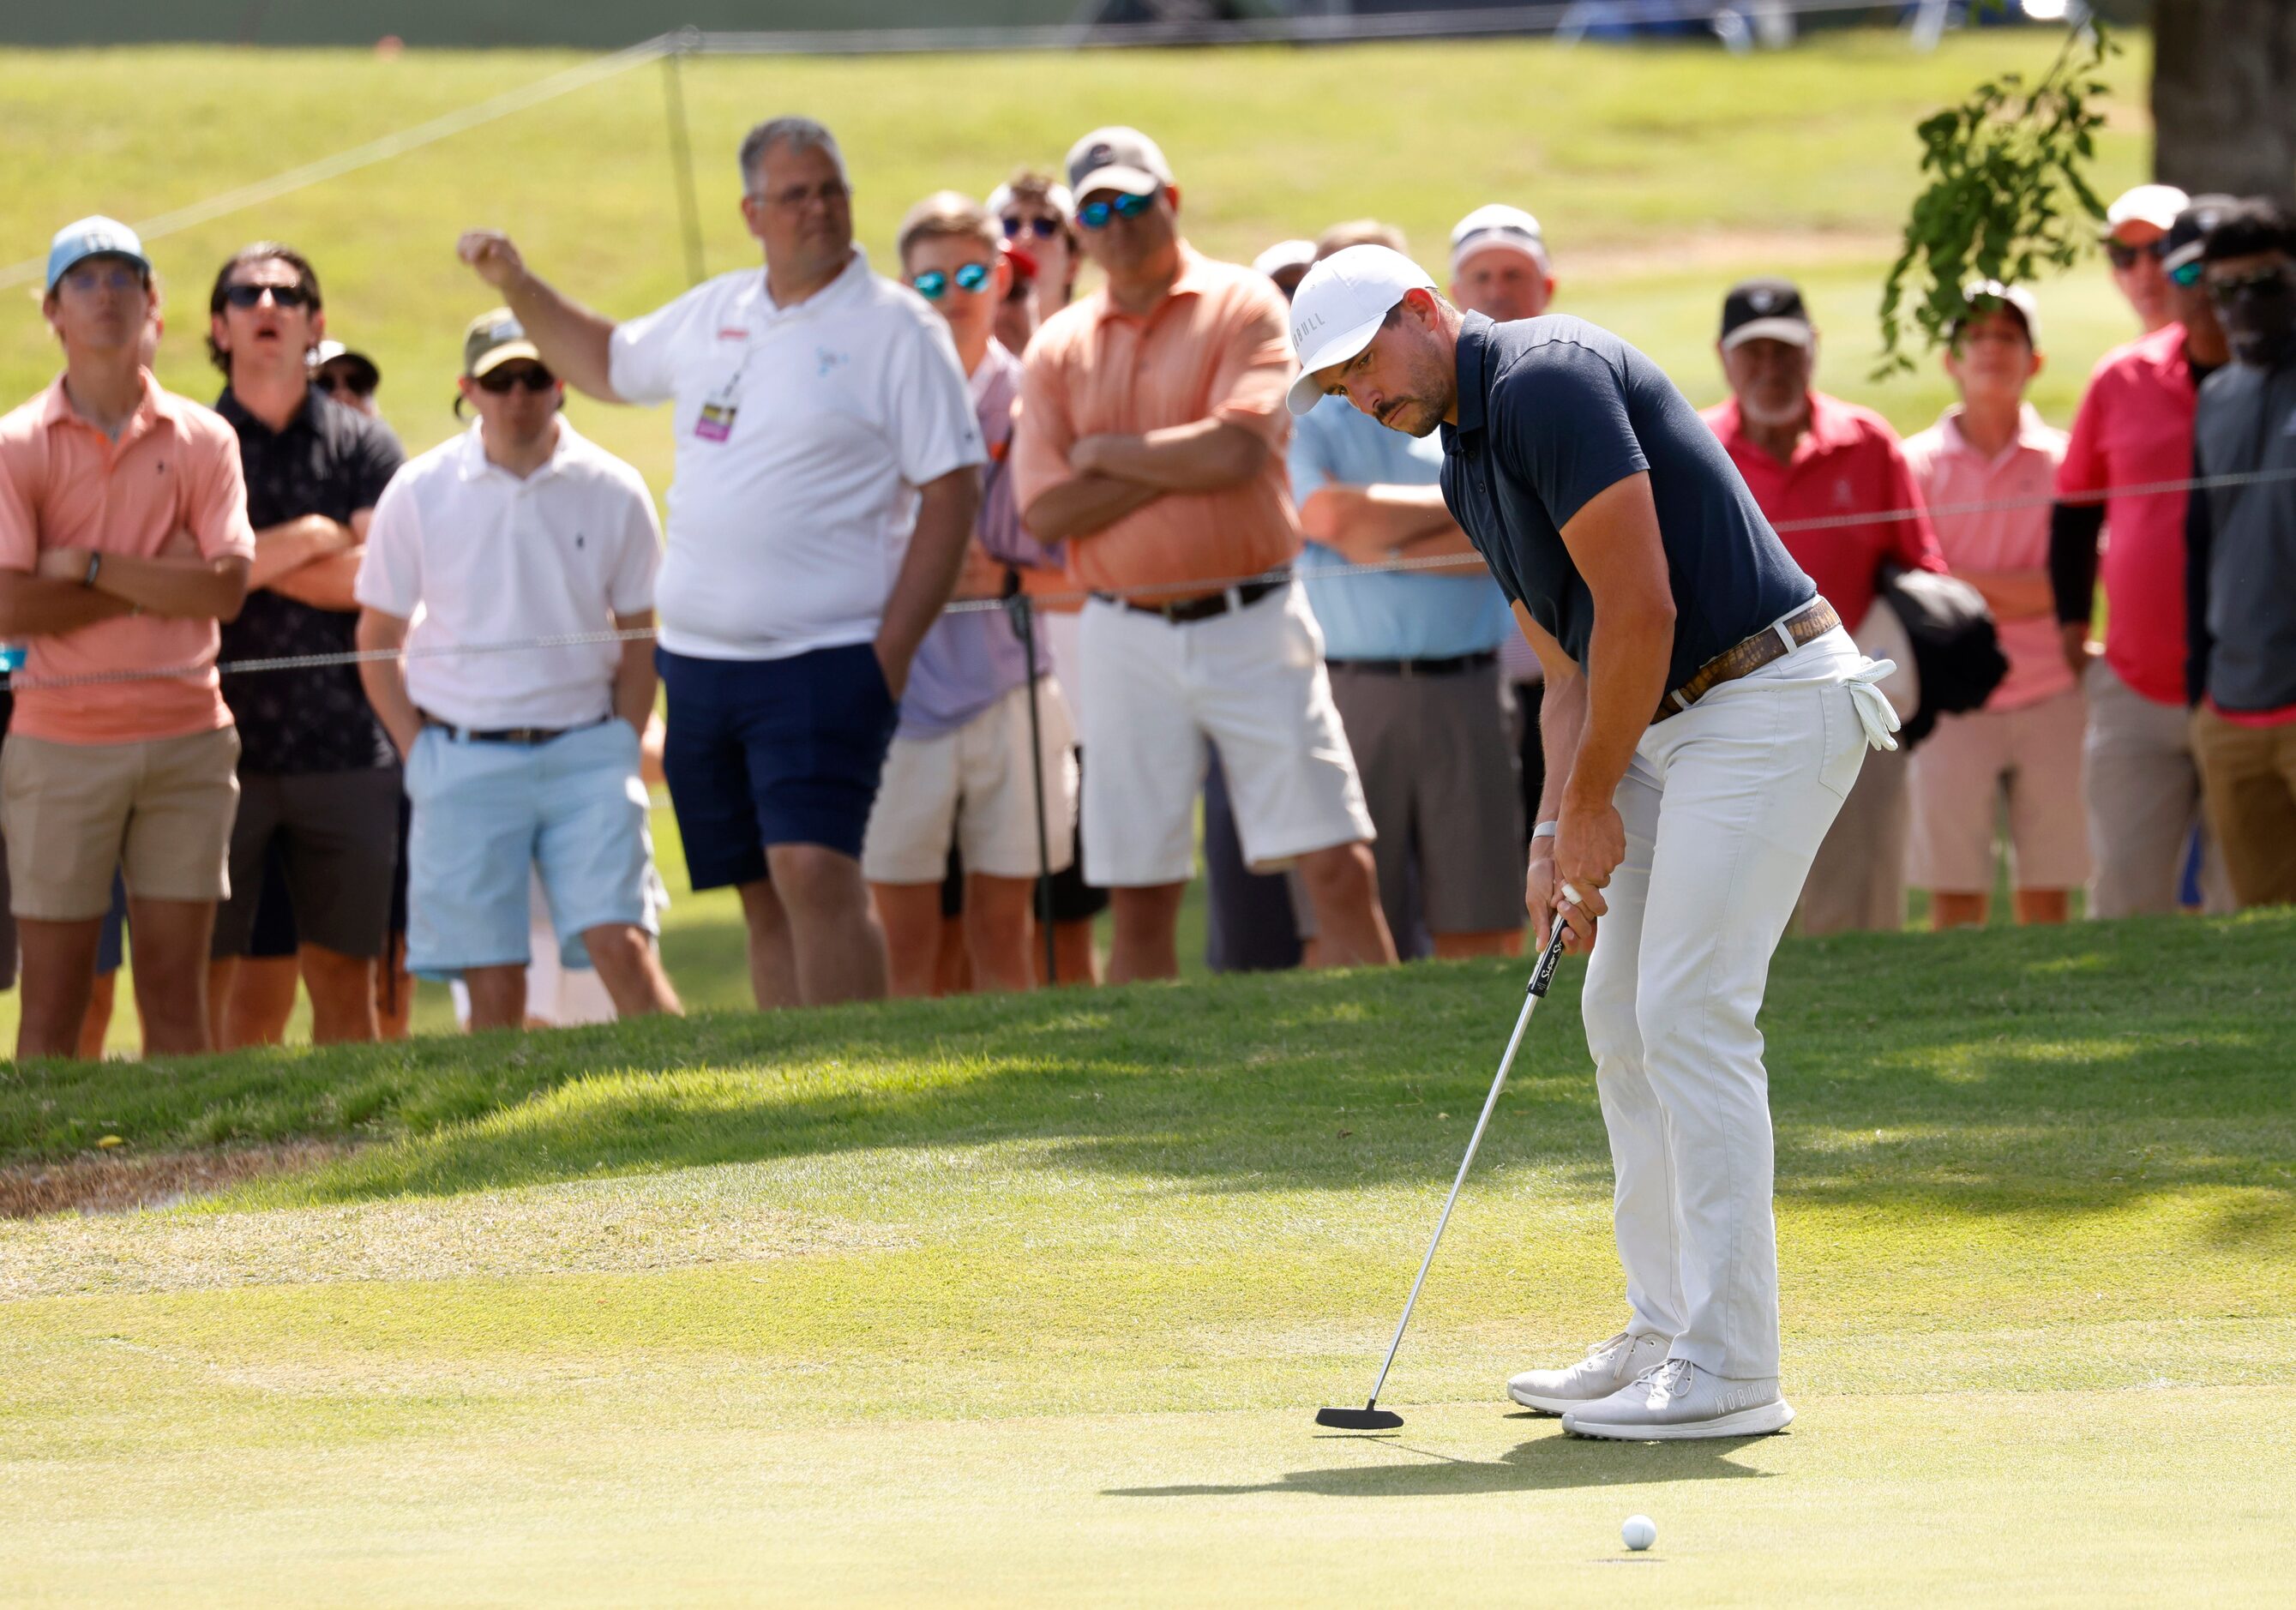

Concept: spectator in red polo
[[2101, 183, 2189, 337], [2050, 197, 2239, 917], [1703, 278, 1945, 934]]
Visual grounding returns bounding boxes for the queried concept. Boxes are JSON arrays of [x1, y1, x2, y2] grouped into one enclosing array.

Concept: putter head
[[1315, 1404, 1404, 1431]]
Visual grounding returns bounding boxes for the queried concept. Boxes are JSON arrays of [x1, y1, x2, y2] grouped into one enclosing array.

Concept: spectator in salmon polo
[[2101, 183, 2190, 337], [991, 171, 1081, 330], [1902, 285, 2085, 928], [2185, 200, 2296, 909], [459, 115, 983, 1007], [1014, 126, 1394, 981], [1449, 203, 1560, 847], [1289, 219, 1523, 961], [355, 311, 679, 1030], [2051, 197, 2239, 918], [204, 243, 406, 1048], [0, 217, 254, 1060], [1704, 277, 1946, 934], [864, 193, 1079, 996]]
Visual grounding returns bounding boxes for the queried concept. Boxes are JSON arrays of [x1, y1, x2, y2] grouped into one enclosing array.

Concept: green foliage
[[1876, 20, 2121, 376]]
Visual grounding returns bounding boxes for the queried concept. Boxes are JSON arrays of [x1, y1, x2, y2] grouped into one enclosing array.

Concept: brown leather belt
[[1650, 598, 1841, 724]]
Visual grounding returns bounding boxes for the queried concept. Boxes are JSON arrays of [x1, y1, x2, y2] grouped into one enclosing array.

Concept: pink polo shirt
[[1703, 391, 1945, 632], [0, 373, 255, 744], [2055, 322, 2199, 708], [1902, 405, 2071, 712]]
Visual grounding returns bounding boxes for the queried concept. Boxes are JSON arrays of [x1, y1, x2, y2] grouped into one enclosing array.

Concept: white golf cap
[[987, 179, 1075, 222], [1064, 127, 1173, 201], [1253, 238, 1317, 279], [1284, 243, 1438, 417], [2104, 183, 2189, 237], [1956, 279, 2041, 347], [1450, 204, 1549, 275]]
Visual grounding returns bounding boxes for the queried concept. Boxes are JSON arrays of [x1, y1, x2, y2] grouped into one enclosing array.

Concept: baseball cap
[[1450, 205, 1549, 275], [1953, 280, 2041, 347], [45, 215, 151, 292], [988, 179, 1075, 223], [1065, 127, 1173, 201], [1719, 277, 1813, 351], [1283, 243, 1438, 417], [308, 339, 381, 393], [2103, 183, 2190, 239], [2163, 194, 2240, 274], [461, 308, 541, 379], [1253, 239, 1317, 279]]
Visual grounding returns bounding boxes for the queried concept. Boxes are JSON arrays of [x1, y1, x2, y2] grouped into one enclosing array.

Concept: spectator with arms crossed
[[458, 115, 983, 1007], [0, 218, 253, 1059]]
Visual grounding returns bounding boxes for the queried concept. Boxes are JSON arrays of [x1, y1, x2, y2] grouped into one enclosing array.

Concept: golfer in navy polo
[[1289, 246, 1901, 1439]]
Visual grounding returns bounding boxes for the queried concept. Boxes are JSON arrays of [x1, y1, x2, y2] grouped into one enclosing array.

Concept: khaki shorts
[[863, 678, 1079, 885], [1908, 688, 2091, 893], [1, 726, 240, 920]]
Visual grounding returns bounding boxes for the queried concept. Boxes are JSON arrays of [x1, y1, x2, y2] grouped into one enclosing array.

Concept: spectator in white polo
[[1290, 219, 1523, 961], [1014, 126, 1394, 981], [1449, 203, 1560, 849], [354, 310, 680, 1031], [1902, 285, 2086, 928], [457, 115, 983, 1008], [864, 193, 1079, 996]]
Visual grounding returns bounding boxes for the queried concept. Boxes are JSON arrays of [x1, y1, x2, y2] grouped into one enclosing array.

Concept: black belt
[[1092, 568, 1290, 623], [419, 711, 610, 747], [1650, 598, 1841, 724], [1327, 651, 1498, 678]]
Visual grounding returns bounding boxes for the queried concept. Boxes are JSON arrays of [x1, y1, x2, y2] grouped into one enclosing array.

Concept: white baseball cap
[[1064, 127, 1173, 201], [988, 178, 1075, 223], [1956, 279, 2041, 347], [1253, 239, 1317, 279], [2104, 183, 2189, 238], [1450, 204, 1549, 275], [1284, 244, 1438, 417]]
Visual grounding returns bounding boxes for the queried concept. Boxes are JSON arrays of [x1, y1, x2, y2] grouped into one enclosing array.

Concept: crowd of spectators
[[3, 122, 2293, 1057]]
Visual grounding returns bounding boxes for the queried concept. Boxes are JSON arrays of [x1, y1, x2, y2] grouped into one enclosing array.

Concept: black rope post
[[661, 28, 706, 287]]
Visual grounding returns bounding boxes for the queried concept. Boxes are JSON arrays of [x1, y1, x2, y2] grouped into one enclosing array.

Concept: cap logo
[[1293, 309, 1326, 347], [1749, 289, 1779, 313]]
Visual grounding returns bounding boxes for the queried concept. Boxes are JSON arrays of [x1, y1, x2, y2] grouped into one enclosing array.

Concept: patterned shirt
[[214, 386, 404, 772]]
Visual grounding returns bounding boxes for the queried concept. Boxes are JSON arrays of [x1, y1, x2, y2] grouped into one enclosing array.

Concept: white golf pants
[[1580, 626, 1883, 1382]]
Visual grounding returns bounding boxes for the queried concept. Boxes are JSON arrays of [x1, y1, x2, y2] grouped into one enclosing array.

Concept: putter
[[1315, 907, 1575, 1432]]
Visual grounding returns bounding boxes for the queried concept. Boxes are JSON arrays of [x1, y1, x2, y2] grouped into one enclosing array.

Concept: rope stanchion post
[[660, 27, 706, 289]]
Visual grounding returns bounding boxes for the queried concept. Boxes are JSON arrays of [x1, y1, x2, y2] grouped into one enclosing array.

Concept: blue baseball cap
[[45, 216, 151, 292]]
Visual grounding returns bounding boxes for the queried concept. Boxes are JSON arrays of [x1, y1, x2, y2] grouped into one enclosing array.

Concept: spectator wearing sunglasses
[[863, 193, 1079, 996], [990, 171, 1081, 326], [2100, 183, 2190, 336], [205, 243, 406, 1046], [309, 339, 382, 418], [1013, 126, 1394, 981], [456, 115, 983, 1009], [355, 311, 680, 1030], [0, 217, 254, 1060], [992, 238, 1042, 360], [2185, 199, 2296, 908], [2050, 197, 2239, 917]]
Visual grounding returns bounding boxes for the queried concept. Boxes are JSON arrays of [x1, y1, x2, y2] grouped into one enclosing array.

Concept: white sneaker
[[1506, 1330, 1671, 1415], [1561, 1358, 1794, 1440]]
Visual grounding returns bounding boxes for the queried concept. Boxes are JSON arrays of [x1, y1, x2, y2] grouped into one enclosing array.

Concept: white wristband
[[1531, 820, 1560, 841]]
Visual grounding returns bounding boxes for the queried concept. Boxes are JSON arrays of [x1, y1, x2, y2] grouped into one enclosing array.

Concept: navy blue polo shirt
[[1438, 313, 1814, 694]]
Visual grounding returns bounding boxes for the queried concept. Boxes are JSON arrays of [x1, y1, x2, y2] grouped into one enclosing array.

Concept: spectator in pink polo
[[0, 218, 254, 1060], [2049, 197, 2238, 916], [1902, 285, 2085, 928]]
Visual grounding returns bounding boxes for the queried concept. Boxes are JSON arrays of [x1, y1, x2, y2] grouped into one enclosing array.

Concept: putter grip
[[1527, 920, 1569, 998]]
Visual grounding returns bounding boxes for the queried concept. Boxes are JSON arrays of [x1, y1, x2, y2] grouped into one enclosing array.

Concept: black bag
[[1873, 563, 2008, 749]]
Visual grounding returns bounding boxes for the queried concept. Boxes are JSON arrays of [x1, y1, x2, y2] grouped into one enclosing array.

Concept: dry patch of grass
[[0, 1140, 347, 1221]]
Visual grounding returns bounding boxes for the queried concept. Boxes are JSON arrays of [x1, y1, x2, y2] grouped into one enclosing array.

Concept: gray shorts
[[212, 766, 403, 960], [1295, 658, 1525, 946]]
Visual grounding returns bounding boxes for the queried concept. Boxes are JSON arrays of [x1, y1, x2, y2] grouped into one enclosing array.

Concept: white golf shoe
[[1561, 1357, 1794, 1440], [1506, 1330, 1671, 1415]]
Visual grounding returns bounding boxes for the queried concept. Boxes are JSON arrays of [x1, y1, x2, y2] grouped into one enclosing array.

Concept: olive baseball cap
[[461, 308, 542, 378]]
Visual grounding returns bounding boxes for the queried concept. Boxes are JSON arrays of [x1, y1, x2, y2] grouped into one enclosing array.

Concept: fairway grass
[[3, 912, 2293, 1603]]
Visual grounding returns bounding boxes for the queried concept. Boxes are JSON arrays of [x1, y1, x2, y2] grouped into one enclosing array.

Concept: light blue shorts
[[403, 719, 657, 980]]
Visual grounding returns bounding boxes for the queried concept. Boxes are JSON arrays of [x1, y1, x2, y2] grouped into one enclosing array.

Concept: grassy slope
[[3, 913, 2292, 1602]]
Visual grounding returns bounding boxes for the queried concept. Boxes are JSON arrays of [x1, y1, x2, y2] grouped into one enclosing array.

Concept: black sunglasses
[[223, 282, 316, 310], [475, 363, 556, 393], [2104, 238, 2172, 272], [1077, 193, 1157, 231], [313, 372, 374, 399], [1001, 215, 1061, 240], [2208, 267, 2295, 302], [912, 262, 993, 300]]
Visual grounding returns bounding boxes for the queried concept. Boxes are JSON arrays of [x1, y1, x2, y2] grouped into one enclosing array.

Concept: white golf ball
[[1621, 1515, 1656, 1553]]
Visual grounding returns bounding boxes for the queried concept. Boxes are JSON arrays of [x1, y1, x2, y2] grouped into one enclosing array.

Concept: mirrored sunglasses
[[912, 262, 993, 300], [1077, 192, 1157, 231]]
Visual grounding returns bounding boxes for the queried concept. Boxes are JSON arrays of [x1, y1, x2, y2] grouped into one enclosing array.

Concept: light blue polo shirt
[[1289, 396, 1512, 661]]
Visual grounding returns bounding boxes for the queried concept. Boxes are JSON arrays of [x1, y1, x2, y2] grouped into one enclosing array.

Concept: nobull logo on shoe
[[1720, 1385, 1762, 1413]]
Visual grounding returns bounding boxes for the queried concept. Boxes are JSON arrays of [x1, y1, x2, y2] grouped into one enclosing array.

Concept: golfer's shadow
[[1105, 1421, 1775, 1499]]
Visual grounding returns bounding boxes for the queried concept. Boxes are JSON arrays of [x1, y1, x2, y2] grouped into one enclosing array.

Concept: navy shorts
[[658, 642, 899, 891]]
